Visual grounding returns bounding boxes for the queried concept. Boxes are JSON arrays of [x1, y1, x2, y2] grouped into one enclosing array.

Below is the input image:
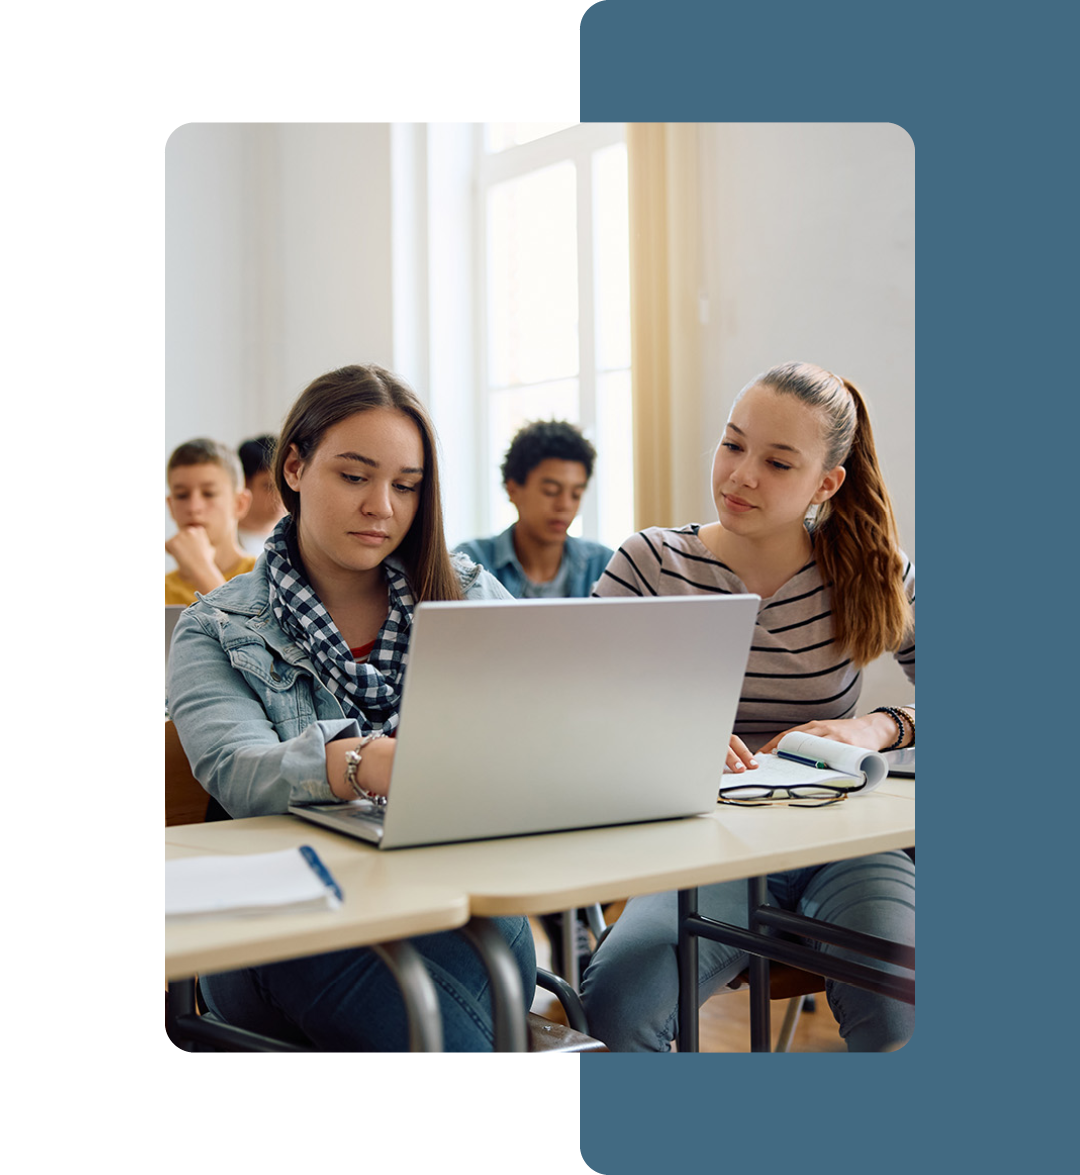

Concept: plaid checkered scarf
[[264, 516, 414, 735]]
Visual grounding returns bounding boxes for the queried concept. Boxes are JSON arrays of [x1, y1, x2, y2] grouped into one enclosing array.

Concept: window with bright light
[[484, 122, 578, 153], [477, 123, 633, 549]]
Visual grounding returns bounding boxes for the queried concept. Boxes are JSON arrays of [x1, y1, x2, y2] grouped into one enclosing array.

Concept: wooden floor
[[688, 985, 844, 1053], [529, 911, 846, 1054]]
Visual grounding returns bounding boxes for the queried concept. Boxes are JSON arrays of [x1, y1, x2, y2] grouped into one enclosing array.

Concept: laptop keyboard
[[343, 803, 386, 823]]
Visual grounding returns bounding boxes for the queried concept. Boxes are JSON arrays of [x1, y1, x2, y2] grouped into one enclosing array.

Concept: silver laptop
[[166, 604, 186, 663], [289, 593, 758, 849]]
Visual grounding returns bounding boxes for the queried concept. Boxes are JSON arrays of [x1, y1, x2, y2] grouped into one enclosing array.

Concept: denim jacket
[[166, 551, 510, 818], [454, 526, 614, 599]]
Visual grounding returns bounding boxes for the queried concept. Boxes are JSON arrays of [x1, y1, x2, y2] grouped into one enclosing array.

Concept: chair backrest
[[165, 720, 211, 826]]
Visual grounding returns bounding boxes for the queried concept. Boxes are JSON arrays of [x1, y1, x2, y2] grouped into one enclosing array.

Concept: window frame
[[474, 122, 629, 543]]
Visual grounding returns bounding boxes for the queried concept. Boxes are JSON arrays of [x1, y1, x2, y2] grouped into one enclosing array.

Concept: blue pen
[[299, 845, 344, 903], [777, 750, 828, 769]]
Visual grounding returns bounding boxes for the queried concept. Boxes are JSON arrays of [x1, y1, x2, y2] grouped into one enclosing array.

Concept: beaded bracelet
[[871, 706, 907, 751], [897, 706, 915, 744]]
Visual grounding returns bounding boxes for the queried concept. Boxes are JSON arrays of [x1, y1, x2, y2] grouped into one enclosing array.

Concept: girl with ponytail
[[793, 367, 912, 674], [581, 361, 915, 1053]]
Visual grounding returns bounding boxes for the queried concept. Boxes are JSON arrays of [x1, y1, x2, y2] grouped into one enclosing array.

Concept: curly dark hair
[[500, 420, 597, 486]]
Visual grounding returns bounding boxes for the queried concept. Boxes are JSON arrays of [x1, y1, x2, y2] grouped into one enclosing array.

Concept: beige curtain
[[626, 123, 707, 532]]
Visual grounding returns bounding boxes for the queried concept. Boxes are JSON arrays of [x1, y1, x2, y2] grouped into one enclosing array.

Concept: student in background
[[237, 434, 287, 555], [456, 419, 615, 976], [456, 419, 613, 598], [167, 364, 535, 1051], [581, 361, 915, 1052], [165, 439, 256, 605]]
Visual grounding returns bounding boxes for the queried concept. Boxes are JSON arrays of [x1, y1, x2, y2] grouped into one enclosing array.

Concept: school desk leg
[[677, 887, 700, 1053], [370, 940, 444, 1052], [460, 916, 528, 1052], [747, 875, 772, 1052]]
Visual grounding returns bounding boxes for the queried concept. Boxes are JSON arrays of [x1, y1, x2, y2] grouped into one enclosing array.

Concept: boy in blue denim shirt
[[455, 420, 613, 599]]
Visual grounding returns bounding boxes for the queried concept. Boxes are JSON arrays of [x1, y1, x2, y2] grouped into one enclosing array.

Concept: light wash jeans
[[200, 916, 536, 1052], [580, 851, 915, 1052]]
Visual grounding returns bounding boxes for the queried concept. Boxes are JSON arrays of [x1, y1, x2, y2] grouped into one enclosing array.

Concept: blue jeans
[[199, 916, 536, 1051], [580, 852, 915, 1052]]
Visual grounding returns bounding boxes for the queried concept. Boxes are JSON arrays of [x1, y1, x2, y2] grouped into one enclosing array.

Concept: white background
[[5, 5, 913, 1173], [5, 3, 595, 1173]]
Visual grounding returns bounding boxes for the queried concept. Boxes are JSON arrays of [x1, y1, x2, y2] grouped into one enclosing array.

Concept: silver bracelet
[[344, 732, 388, 805]]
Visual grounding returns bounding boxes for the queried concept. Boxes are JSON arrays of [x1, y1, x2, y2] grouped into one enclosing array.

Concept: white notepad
[[165, 846, 343, 919], [729, 733, 890, 795]]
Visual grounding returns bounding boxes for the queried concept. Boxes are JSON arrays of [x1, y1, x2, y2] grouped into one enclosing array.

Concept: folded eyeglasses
[[717, 783, 848, 808]]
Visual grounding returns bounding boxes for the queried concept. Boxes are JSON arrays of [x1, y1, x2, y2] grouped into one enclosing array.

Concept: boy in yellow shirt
[[165, 439, 256, 605]]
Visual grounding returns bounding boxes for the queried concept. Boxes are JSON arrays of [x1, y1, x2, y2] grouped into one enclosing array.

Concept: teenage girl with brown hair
[[168, 363, 536, 1050]]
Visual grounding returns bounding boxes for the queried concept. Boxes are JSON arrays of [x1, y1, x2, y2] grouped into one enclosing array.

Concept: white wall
[[165, 123, 397, 560], [165, 122, 395, 457], [166, 123, 263, 450]]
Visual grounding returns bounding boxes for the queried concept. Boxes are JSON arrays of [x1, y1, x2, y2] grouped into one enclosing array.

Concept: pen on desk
[[777, 750, 828, 769]]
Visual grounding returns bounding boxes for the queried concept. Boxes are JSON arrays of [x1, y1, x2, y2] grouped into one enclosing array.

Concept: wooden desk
[[874, 776, 915, 800], [388, 789, 914, 915], [167, 790, 916, 925], [167, 789, 914, 1050], [166, 839, 469, 981], [677, 782, 915, 1051], [166, 787, 913, 911], [166, 832, 471, 1051]]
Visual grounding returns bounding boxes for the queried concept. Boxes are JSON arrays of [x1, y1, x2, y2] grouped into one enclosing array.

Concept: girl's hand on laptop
[[725, 734, 758, 773], [355, 736, 395, 798], [327, 736, 397, 800]]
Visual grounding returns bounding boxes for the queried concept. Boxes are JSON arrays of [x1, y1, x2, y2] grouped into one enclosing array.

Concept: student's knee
[[492, 915, 537, 1004], [580, 926, 680, 1051], [829, 984, 915, 1053]]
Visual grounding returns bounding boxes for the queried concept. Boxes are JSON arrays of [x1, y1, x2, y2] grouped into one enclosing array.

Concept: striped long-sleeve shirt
[[593, 524, 915, 747]]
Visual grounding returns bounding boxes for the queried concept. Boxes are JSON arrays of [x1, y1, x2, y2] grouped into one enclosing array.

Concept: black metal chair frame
[[166, 916, 588, 1053], [677, 875, 915, 1052]]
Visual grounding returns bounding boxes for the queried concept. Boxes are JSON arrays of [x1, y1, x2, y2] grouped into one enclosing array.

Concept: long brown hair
[[273, 364, 463, 603], [748, 362, 911, 666]]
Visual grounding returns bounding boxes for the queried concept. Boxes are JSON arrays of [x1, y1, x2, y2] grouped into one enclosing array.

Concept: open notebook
[[290, 593, 759, 849], [730, 732, 892, 794]]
